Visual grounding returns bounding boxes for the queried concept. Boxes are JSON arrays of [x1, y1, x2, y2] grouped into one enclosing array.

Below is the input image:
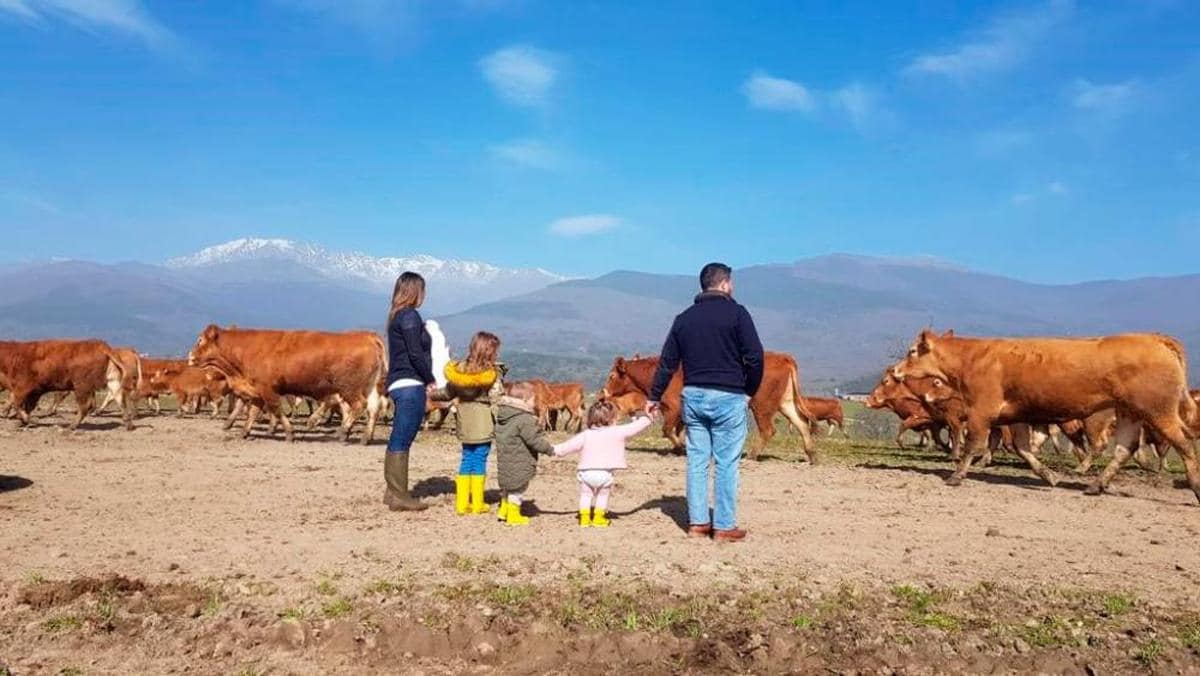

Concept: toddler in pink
[[553, 399, 652, 528]]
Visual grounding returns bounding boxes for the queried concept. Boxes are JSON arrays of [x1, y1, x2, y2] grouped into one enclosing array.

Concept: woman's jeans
[[387, 386, 427, 454], [681, 386, 748, 530]]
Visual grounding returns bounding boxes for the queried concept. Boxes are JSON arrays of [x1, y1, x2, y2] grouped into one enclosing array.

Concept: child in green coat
[[493, 380, 555, 526]]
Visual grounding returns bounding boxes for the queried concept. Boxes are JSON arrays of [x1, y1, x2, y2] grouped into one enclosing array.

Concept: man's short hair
[[700, 262, 732, 290]]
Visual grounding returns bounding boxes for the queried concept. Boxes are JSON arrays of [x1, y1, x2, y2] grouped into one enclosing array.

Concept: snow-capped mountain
[[166, 238, 565, 294]]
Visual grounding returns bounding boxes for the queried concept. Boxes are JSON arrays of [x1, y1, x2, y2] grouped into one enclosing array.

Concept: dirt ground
[[2, 410, 1200, 674]]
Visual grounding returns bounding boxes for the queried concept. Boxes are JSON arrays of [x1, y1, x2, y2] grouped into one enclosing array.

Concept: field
[[3, 402, 1200, 674]]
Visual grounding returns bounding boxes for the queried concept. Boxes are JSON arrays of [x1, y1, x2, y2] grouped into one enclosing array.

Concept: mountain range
[[2, 239, 1198, 392]]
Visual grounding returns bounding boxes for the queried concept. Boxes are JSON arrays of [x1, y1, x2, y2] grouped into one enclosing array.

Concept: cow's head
[[865, 370, 904, 409], [921, 377, 958, 407], [188, 324, 222, 367], [892, 329, 953, 381], [601, 356, 632, 399]]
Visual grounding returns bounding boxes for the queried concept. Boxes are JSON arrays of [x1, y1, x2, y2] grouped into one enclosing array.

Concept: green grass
[[202, 591, 223, 617], [322, 597, 353, 618], [1017, 616, 1078, 648], [278, 607, 306, 621], [24, 571, 47, 584], [488, 584, 538, 610], [58, 668, 83, 676], [42, 615, 82, 633], [363, 579, 405, 595], [891, 585, 960, 631], [1182, 621, 1200, 652], [95, 593, 117, 630], [315, 579, 337, 596], [790, 614, 815, 630], [1133, 639, 1163, 666], [1101, 593, 1134, 617]]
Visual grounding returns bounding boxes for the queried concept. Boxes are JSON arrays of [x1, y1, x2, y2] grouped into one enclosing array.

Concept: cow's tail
[[367, 333, 387, 416], [789, 361, 816, 425], [1155, 334, 1198, 436]]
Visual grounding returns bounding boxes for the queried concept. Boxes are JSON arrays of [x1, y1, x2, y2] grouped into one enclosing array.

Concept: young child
[[433, 331, 503, 516], [493, 381, 555, 526], [553, 399, 652, 528]]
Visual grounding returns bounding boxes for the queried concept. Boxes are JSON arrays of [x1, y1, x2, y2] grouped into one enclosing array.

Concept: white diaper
[[577, 469, 614, 489]]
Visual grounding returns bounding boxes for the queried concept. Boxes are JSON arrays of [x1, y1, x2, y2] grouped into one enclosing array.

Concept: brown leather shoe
[[687, 524, 713, 538], [713, 528, 747, 542]]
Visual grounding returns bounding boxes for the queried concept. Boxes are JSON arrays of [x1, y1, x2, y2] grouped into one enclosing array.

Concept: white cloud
[[488, 138, 563, 170], [548, 214, 621, 237], [1047, 180, 1067, 195], [741, 71, 816, 112], [1070, 78, 1137, 114], [904, 0, 1074, 80], [1011, 192, 1035, 205], [480, 45, 558, 107], [1012, 180, 1068, 205], [0, 0, 177, 49], [830, 82, 891, 132]]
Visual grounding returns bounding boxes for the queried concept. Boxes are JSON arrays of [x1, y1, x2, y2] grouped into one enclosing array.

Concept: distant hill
[[2, 245, 1198, 391]]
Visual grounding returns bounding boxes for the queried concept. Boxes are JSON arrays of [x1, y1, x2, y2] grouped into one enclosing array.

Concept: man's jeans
[[681, 386, 748, 530]]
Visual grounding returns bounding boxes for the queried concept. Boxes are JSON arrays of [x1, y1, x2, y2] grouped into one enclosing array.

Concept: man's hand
[[644, 401, 660, 418]]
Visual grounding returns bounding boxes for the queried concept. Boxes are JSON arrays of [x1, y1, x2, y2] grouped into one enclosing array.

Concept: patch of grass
[[488, 584, 537, 610], [278, 607, 306, 621], [202, 591, 223, 617], [1018, 616, 1076, 648], [1133, 639, 1163, 666], [441, 552, 478, 573], [24, 571, 46, 585], [647, 607, 703, 637], [1181, 621, 1200, 652], [322, 597, 353, 618], [623, 610, 640, 631], [790, 614, 814, 631], [95, 593, 117, 631], [1101, 593, 1134, 617], [892, 584, 960, 631], [315, 579, 337, 596], [42, 615, 83, 633], [363, 579, 405, 595], [58, 668, 83, 676]]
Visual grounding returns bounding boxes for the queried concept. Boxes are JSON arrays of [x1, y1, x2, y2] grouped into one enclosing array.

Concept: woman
[[383, 271, 435, 511]]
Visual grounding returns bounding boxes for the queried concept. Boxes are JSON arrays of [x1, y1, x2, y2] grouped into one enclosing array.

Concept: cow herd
[[2, 325, 1199, 504]]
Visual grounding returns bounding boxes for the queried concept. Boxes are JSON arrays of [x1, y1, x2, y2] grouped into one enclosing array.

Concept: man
[[646, 262, 763, 542]]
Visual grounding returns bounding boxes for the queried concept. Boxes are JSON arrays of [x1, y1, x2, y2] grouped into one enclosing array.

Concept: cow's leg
[[225, 398, 245, 431], [340, 398, 366, 444], [362, 387, 382, 446], [946, 421, 965, 460], [776, 400, 816, 464], [67, 388, 94, 431], [661, 405, 685, 451], [242, 403, 262, 439], [1085, 415, 1142, 496], [1011, 423, 1059, 487], [1143, 416, 1200, 504], [747, 408, 775, 461], [262, 393, 293, 442], [945, 418, 990, 486], [12, 389, 37, 427], [305, 402, 326, 430]]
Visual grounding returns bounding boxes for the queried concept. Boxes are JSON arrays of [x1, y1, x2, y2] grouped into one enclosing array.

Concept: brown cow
[[895, 330, 1199, 501], [865, 372, 956, 452], [188, 326, 385, 444], [95, 347, 142, 422], [800, 396, 845, 435], [538, 380, 585, 432], [150, 365, 230, 418], [601, 352, 815, 461], [0, 339, 134, 431], [606, 391, 648, 421]]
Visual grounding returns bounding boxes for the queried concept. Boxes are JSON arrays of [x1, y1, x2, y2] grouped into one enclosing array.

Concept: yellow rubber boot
[[496, 497, 509, 522], [506, 503, 530, 527], [454, 475, 470, 515], [469, 475, 488, 515], [579, 509, 592, 528], [591, 508, 610, 528]]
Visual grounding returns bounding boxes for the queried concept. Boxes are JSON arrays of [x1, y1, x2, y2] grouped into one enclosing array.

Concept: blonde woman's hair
[[389, 272, 426, 320], [462, 331, 501, 374]]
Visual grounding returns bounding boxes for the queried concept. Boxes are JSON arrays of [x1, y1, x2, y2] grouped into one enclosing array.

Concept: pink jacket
[[552, 416, 653, 470]]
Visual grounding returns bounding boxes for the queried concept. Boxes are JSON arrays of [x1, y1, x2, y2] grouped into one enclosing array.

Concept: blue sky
[[0, 0, 1197, 282]]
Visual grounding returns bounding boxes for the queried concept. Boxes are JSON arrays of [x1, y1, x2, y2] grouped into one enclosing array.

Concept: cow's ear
[[614, 357, 626, 374], [917, 329, 936, 353], [942, 329, 955, 338], [202, 324, 219, 341]]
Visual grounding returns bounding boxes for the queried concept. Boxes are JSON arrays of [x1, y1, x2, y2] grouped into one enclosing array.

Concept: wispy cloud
[[0, 0, 177, 49], [904, 0, 1074, 80], [1012, 180, 1068, 205], [480, 44, 559, 107], [548, 214, 621, 237], [742, 71, 815, 112], [1070, 78, 1138, 115], [743, 72, 890, 132], [0, 188, 61, 215], [488, 138, 564, 170]]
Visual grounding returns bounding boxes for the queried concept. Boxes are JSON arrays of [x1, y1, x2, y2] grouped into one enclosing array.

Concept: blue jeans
[[459, 442, 491, 475], [682, 386, 748, 531], [387, 386, 427, 454]]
